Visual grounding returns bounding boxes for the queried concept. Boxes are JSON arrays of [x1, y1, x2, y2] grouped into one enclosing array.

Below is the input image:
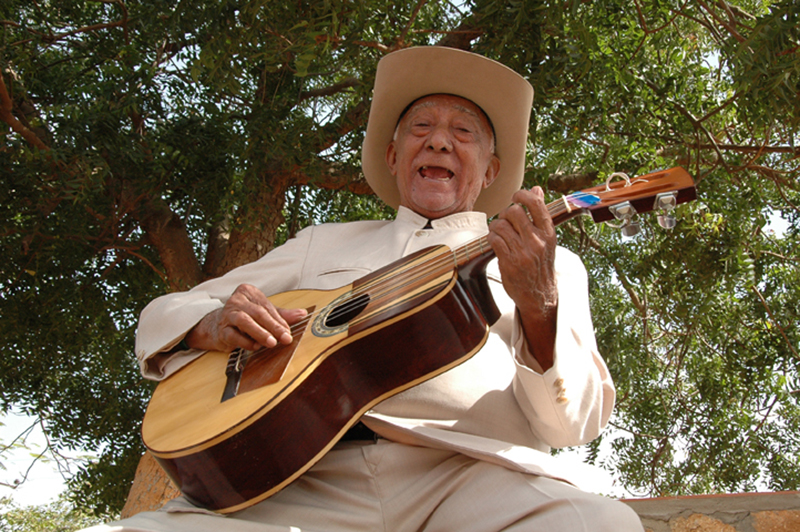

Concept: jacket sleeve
[[134, 227, 315, 380], [504, 247, 615, 448]]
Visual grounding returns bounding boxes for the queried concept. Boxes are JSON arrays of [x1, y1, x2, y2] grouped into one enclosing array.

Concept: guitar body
[[142, 246, 492, 513]]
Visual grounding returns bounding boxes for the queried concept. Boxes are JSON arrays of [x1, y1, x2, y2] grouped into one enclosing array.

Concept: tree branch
[[0, 73, 50, 151], [433, 18, 484, 50], [564, 222, 647, 317], [689, 143, 799, 155], [286, 162, 374, 196], [695, 0, 748, 42], [546, 170, 598, 194], [5, 0, 129, 47], [751, 285, 800, 362], [397, 0, 429, 47], [713, 0, 755, 21], [312, 99, 370, 155], [299, 77, 360, 101]]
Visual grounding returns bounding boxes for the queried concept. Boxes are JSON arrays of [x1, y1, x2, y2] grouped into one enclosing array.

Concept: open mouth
[[419, 165, 454, 180]]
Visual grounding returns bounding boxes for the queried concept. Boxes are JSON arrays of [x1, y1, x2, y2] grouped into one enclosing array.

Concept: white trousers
[[85, 440, 643, 532]]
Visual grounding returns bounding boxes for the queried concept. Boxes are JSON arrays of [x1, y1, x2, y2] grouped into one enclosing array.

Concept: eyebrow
[[406, 100, 483, 123], [396, 99, 497, 153]]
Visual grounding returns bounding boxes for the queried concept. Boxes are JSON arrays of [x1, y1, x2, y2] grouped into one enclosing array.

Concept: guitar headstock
[[558, 167, 697, 234]]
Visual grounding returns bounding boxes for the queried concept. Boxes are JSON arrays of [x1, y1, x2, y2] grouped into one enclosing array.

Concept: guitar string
[[305, 193, 588, 327], [353, 179, 672, 322], [236, 171, 687, 365], [261, 195, 583, 351], [242, 180, 662, 365], [240, 196, 582, 363], [243, 246, 466, 363], [327, 178, 678, 324]]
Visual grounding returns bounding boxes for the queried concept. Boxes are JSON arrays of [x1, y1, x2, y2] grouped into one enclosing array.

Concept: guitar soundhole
[[325, 293, 370, 328]]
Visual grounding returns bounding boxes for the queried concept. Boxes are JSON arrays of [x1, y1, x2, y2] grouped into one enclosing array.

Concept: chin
[[416, 206, 459, 219]]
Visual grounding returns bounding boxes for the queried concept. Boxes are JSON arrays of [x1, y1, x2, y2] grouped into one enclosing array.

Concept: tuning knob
[[657, 214, 676, 230], [655, 192, 678, 230], [621, 220, 642, 237], [609, 201, 641, 237]]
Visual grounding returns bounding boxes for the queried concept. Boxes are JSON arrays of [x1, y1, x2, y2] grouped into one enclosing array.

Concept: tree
[[1, 0, 798, 515], [0, 494, 104, 531]]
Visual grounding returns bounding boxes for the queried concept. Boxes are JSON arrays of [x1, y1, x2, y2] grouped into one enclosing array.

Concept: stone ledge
[[623, 491, 800, 532]]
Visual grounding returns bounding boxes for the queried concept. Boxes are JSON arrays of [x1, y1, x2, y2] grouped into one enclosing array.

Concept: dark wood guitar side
[[141, 167, 697, 513]]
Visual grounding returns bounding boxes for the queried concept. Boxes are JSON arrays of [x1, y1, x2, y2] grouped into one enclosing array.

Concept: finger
[[243, 302, 305, 347], [511, 187, 555, 234], [486, 224, 510, 258], [498, 201, 532, 236], [494, 202, 542, 254], [223, 286, 293, 348], [279, 307, 308, 325], [261, 302, 310, 344], [218, 316, 264, 351], [488, 217, 519, 255]]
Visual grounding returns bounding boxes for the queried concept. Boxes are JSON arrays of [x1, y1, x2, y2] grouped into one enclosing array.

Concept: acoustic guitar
[[141, 166, 696, 513]]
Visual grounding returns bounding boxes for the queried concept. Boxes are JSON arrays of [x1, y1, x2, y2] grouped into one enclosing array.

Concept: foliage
[[0, 494, 105, 532], [522, 0, 800, 496], [1, 0, 798, 514]]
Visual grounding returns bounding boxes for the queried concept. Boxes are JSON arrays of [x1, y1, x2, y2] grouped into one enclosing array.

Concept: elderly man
[[85, 47, 643, 532]]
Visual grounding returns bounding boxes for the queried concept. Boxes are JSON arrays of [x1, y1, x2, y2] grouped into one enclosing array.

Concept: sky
[[1, 409, 71, 507]]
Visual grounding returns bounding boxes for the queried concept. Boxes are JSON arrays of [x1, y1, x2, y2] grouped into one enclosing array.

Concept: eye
[[453, 125, 477, 141], [453, 119, 478, 133], [409, 121, 432, 137]]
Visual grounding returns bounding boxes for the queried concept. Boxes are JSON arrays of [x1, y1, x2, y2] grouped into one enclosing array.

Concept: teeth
[[419, 166, 454, 180]]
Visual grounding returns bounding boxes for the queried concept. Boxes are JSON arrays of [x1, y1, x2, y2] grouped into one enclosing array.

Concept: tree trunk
[[119, 452, 181, 518], [137, 195, 204, 290], [217, 176, 287, 275]]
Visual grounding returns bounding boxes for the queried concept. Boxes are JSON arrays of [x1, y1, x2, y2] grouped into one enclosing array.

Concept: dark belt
[[340, 421, 378, 442]]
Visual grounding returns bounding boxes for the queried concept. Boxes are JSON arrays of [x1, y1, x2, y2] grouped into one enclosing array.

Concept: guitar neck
[[451, 194, 585, 269], [451, 166, 698, 269]]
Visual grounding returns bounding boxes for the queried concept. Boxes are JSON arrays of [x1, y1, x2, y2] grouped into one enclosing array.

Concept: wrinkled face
[[385, 94, 500, 219]]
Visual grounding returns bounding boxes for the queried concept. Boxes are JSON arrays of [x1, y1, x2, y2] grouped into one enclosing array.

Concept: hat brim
[[362, 47, 534, 217]]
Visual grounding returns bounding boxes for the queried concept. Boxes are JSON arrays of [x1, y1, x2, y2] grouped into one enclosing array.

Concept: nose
[[426, 125, 453, 152]]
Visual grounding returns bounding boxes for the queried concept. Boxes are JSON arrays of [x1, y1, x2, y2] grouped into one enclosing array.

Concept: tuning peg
[[655, 192, 678, 230], [621, 220, 642, 237], [609, 201, 641, 237], [657, 214, 676, 230]]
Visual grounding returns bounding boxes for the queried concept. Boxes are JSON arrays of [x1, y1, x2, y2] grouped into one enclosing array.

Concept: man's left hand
[[488, 186, 558, 370]]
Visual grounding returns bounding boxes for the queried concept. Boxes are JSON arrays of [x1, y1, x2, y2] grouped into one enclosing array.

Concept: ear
[[385, 141, 398, 176], [483, 155, 501, 189]]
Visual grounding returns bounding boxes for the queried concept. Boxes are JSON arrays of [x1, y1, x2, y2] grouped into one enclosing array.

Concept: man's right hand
[[183, 284, 308, 353]]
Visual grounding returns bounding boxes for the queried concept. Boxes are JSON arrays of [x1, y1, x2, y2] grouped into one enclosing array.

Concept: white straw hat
[[362, 46, 534, 217]]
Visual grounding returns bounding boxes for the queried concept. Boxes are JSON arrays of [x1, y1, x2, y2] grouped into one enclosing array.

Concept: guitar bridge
[[221, 348, 245, 402]]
